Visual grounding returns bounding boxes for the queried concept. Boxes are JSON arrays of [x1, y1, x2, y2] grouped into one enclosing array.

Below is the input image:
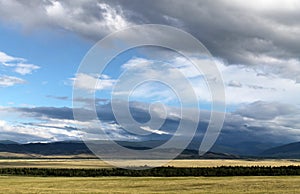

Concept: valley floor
[[0, 176, 299, 193], [0, 158, 300, 168], [0, 159, 299, 193]]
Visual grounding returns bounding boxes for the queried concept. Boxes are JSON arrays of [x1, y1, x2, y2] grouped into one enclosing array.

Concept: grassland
[[0, 159, 299, 168], [0, 176, 299, 193], [0, 159, 299, 193]]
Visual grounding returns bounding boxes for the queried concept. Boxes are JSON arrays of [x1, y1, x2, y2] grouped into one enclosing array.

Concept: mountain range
[[0, 140, 299, 159]]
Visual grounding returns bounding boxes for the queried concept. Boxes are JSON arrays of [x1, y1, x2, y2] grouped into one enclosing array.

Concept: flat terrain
[[0, 159, 299, 193], [0, 159, 300, 168], [0, 176, 299, 193]]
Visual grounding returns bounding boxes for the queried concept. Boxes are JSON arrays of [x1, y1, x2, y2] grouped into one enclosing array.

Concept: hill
[[260, 142, 300, 158]]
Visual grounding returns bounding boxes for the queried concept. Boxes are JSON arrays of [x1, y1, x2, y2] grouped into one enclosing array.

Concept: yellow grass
[[0, 176, 299, 193], [0, 159, 111, 168], [0, 159, 300, 168], [0, 159, 299, 193], [167, 159, 300, 167]]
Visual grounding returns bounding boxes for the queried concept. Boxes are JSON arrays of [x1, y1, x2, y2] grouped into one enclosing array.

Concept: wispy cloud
[[0, 51, 40, 75], [13, 63, 40, 75], [46, 95, 69, 100], [0, 75, 26, 87], [71, 73, 116, 92], [0, 51, 25, 63]]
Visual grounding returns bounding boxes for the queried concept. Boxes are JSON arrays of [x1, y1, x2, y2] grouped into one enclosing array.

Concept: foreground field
[[0, 159, 299, 168], [0, 176, 299, 193]]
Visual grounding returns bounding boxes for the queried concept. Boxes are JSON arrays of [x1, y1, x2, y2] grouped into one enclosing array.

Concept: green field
[[0, 176, 299, 193]]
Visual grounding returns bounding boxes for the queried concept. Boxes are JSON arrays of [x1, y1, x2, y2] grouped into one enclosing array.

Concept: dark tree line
[[0, 166, 300, 177]]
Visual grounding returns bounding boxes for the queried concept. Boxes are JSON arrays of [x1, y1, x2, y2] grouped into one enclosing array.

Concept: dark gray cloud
[[23, 122, 77, 132], [104, 0, 300, 81], [1, 100, 299, 145], [1, 0, 300, 81], [17, 106, 75, 120]]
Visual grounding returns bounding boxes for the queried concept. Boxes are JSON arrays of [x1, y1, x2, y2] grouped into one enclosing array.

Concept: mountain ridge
[[0, 140, 298, 159], [0, 140, 239, 159]]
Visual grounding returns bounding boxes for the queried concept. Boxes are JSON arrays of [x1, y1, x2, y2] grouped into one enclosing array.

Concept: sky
[[0, 0, 300, 146]]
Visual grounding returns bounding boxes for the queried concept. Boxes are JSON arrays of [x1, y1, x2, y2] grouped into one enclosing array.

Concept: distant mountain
[[0, 140, 19, 144], [0, 141, 91, 156], [1, 140, 299, 159], [210, 141, 282, 156], [260, 142, 300, 158], [0, 141, 239, 159]]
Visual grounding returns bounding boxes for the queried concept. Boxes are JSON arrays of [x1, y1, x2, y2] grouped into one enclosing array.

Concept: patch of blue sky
[[0, 22, 91, 107]]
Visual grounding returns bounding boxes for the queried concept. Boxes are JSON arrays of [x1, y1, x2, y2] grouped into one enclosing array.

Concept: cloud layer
[[1, 0, 300, 82], [1, 100, 299, 145], [0, 0, 299, 147]]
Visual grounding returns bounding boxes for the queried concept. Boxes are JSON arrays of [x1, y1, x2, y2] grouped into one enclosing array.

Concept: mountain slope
[[210, 141, 281, 156], [0, 141, 239, 159], [0, 141, 91, 155], [0, 140, 19, 144], [260, 142, 300, 158]]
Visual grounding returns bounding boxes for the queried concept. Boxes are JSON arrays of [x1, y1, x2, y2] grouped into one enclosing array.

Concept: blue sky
[[0, 23, 91, 107], [0, 0, 300, 146]]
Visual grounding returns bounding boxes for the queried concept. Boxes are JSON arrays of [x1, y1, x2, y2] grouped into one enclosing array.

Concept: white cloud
[[0, 51, 25, 63], [121, 58, 153, 70], [44, 0, 132, 38], [140, 126, 170, 135], [97, 3, 130, 32], [228, 80, 242, 88], [229, 0, 300, 11], [45, 1, 64, 17], [219, 60, 300, 105], [117, 57, 212, 104], [0, 75, 26, 87], [71, 73, 116, 92], [0, 119, 84, 143], [13, 63, 40, 75], [243, 53, 300, 83], [113, 55, 300, 108], [0, 51, 40, 75], [0, 107, 89, 143], [235, 101, 298, 120]]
